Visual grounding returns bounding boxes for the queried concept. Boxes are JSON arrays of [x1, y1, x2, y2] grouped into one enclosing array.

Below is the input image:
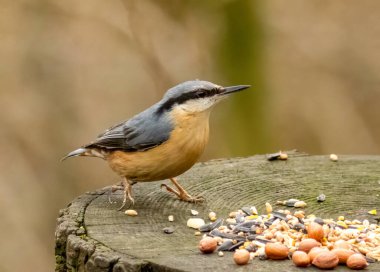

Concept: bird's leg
[[117, 178, 136, 211], [108, 178, 136, 210], [108, 181, 124, 204], [161, 177, 204, 203]]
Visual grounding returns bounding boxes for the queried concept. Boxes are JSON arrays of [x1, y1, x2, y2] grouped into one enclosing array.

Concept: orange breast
[[107, 108, 210, 181]]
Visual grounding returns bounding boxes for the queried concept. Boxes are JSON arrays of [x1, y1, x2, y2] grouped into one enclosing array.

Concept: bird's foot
[[108, 178, 136, 210], [161, 178, 205, 203], [108, 182, 123, 204]]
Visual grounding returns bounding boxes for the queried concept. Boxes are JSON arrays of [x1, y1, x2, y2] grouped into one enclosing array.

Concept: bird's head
[[157, 80, 250, 115]]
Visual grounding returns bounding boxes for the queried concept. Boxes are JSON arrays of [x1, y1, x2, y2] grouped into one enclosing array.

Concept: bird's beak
[[219, 85, 251, 96]]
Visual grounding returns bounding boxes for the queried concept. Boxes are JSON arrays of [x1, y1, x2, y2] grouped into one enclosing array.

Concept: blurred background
[[1, 0, 379, 271]]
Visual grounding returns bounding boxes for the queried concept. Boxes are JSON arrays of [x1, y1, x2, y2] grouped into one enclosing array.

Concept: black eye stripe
[[156, 88, 220, 114], [195, 88, 220, 97]]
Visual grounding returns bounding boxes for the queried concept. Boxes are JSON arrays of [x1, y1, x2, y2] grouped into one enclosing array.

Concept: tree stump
[[56, 153, 380, 271]]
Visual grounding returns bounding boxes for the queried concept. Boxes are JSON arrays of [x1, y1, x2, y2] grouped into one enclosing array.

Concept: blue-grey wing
[[85, 108, 173, 152]]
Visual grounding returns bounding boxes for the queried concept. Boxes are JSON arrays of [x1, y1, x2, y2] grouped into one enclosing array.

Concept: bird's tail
[[61, 147, 106, 161]]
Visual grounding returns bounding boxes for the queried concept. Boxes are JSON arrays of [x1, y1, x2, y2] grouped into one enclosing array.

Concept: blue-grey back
[[85, 103, 173, 152]]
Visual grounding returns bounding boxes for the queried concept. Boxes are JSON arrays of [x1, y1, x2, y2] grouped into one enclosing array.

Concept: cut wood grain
[[56, 153, 380, 271]]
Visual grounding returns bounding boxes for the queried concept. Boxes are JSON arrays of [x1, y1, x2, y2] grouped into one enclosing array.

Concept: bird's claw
[[161, 183, 205, 203], [108, 184, 123, 204], [109, 179, 135, 211]]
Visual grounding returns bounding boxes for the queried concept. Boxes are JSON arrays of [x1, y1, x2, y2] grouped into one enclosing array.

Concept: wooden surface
[[56, 153, 380, 271]]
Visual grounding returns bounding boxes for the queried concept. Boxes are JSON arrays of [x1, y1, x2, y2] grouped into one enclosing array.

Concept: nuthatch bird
[[63, 80, 250, 210]]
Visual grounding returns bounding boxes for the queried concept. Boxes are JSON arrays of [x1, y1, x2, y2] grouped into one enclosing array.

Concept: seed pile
[[196, 204, 380, 269]]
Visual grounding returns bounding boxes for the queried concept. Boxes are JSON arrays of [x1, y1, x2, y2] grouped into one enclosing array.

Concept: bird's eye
[[196, 91, 207, 98]]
